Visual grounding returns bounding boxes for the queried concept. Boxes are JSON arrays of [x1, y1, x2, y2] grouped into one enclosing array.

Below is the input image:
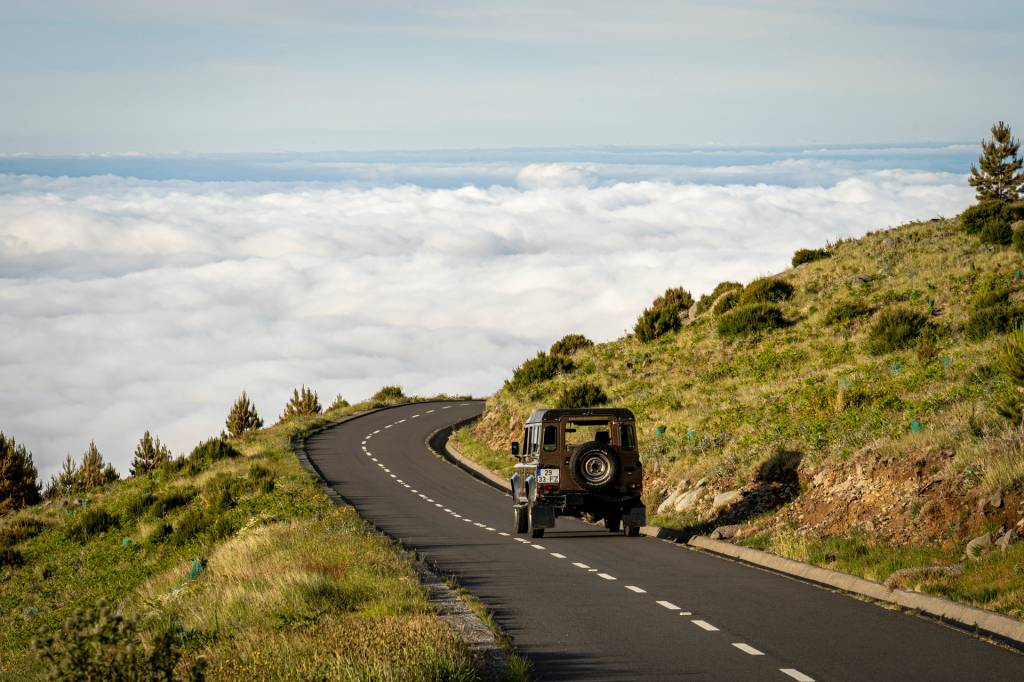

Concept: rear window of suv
[[543, 425, 557, 452]]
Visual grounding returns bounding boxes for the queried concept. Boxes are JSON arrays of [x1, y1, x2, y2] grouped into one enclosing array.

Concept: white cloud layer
[[0, 166, 973, 478]]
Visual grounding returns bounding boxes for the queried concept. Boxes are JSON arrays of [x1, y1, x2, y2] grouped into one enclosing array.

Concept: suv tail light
[[539, 483, 558, 494]]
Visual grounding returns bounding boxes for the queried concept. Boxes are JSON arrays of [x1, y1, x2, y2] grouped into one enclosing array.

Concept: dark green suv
[[510, 408, 646, 538]]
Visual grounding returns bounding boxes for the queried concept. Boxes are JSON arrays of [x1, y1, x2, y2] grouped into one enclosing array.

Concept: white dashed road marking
[[656, 601, 680, 610], [732, 643, 764, 656], [531, 544, 545, 550], [550, 553, 566, 559], [692, 620, 719, 632], [597, 573, 616, 580], [625, 585, 647, 594], [498, 532, 510, 536], [515, 538, 530, 543], [435, 503, 443, 507], [780, 670, 814, 682], [426, 409, 435, 413], [572, 562, 590, 569], [485, 527, 495, 531]]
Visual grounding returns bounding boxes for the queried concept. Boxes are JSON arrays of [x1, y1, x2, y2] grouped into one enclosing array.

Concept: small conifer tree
[[0, 432, 41, 513], [280, 385, 322, 420], [225, 391, 264, 438], [969, 121, 1024, 203], [45, 454, 80, 499], [130, 431, 171, 476], [78, 441, 118, 490]]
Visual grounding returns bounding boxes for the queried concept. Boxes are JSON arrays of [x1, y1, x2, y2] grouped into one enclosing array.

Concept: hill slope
[[455, 214, 1024, 620]]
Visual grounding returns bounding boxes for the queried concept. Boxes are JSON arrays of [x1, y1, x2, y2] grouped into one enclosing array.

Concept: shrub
[[328, 394, 350, 412], [712, 289, 741, 315], [997, 328, 1024, 423], [130, 431, 171, 477], [634, 304, 682, 342], [225, 391, 263, 438], [32, 599, 205, 681], [739, 278, 794, 305], [550, 333, 593, 356], [65, 506, 118, 543], [184, 438, 239, 474], [170, 507, 206, 545], [150, 486, 197, 517], [0, 517, 47, 547], [204, 474, 240, 512], [248, 464, 276, 494], [865, 307, 928, 355], [966, 303, 1023, 341], [634, 287, 694, 342], [371, 385, 405, 404], [961, 201, 1024, 245], [281, 385, 321, 420], [916, 331, 939, 365], [0, 432, 41, 514], [825, 300, 874, 325], [147, 522, 172, 545], [555, 382, 609, 408], [1013, 222, 1024, 253], [695, 281, 742, 316], [0, 548, 24, 568], [717, 304, 789, 337], [961, 201, 1007, 235], [792, 248, 831, 267], [123, 490, 157, 520], [508, 352, 572, 389], [651, 287, 694, 312]]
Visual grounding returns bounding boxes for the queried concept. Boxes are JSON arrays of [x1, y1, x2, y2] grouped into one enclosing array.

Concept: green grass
[[0, 397, 501, 680], [453, 215, 1024, 621]]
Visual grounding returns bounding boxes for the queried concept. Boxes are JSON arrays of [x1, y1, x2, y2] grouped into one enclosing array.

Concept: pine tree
[[0, 432, 41, 514], [45, 454, 80, 499], [130, 431, 171, 476], [969, 121, 1024, 203], [225, 391, 264, 438], [280, 385, 322, 421], [78, 441, 118, 490]]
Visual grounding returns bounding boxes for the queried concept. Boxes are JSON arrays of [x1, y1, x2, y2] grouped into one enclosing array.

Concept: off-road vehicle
[[510, 407, 645, 538]]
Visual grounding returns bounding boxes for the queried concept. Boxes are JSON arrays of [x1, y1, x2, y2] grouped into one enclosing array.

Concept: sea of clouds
[[0, 146, 977, 479]]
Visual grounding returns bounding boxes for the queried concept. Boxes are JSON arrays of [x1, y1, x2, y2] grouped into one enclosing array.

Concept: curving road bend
[[305, 401, 1024, 681]]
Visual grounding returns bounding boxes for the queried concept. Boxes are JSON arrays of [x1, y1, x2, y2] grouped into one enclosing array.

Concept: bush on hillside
[[792, 248, 831, 267], [281, 385, 322, 420], [997, 328, 1024, 423], [249, 464, 276, 494], [550, 333, 593, 356], [634, 304, 682, 342], [225, 391, 263, 438], [1013, 222, 1024, 253], [824, 300, 874, 325], [633, 287, 694, 343], [0, 432, 41, 514], [65, 506, 118, 543], [149, 486, 197, 517], [712, 289, 741, 315], [508, 352, 572, 390], [371, 385, 405, 404], [0, 517, 47, 547], [717, 303, 789, 337], [0, 548, 24, 568], [328, 394, 350, 412], [865, 307, 928, 355], [961, 201, 1024, 245], [182, 438, 239, 475], [555, 382, 609, 409], [739, 278, 795, 305], [965, 273, 1022, 340], [695, 281, 742, 316], [32, 599, 205, 681]]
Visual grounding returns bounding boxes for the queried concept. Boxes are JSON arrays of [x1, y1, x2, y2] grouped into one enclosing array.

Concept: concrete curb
[[687, 535, 1024, 647], [439, 423, 1024, 649], [437, 429, 511, 493]]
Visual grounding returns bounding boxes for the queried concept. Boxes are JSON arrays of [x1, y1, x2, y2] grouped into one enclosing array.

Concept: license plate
[[536, 466, 559, 485]]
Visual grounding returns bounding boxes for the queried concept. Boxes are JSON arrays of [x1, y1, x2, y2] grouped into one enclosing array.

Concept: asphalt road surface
[[305, 400, 1024, 681]]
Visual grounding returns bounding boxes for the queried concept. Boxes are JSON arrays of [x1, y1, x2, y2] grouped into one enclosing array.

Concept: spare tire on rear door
[[569, 442, 619, 492]]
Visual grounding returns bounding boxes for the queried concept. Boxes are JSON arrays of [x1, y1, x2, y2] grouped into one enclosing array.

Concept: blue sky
[[2, 1, 1022, 153]]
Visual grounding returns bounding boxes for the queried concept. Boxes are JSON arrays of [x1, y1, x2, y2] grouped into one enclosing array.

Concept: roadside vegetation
[[0, 387, 509, 680], [456, 122, 1024, 620]]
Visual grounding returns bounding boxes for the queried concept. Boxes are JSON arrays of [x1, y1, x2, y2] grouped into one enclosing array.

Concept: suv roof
[[525, 407, 635, 424]]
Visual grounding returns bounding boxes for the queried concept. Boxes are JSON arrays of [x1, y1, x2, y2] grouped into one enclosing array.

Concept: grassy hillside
[[0, 398, 509, 680], [454, 214, 1024, 620]]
